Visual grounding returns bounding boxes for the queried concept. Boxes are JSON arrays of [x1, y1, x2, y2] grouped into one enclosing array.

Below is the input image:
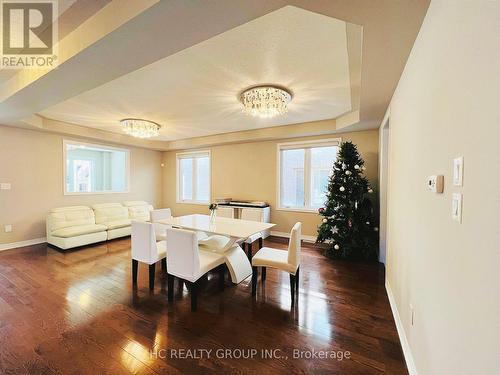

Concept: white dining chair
[[150, 208, 172, 241], [240, 207, 264, 260], [131, 221, 167, 291], [166, 228, 226, 311], [216, 206, 234, 218], [251, 222, 301, 306]]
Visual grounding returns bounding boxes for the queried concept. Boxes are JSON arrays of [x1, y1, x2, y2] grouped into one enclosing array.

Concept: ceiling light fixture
[[120, 118, 161, 138], [240, 85, 292, 118]]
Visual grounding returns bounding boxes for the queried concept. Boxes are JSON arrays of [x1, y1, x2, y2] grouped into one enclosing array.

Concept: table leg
[[224, 245, 252, 284]]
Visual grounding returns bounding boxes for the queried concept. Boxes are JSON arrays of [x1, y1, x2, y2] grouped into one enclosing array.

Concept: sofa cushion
[[128, 205, 153, 221], [47, 206, 95, 232], [51, 224, 107, 238], [104, 219, 132, 230], [92, 203, 129, 225]]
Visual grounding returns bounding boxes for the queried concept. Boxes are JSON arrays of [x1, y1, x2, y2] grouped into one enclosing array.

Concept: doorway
[[378, 112, 390, 264]]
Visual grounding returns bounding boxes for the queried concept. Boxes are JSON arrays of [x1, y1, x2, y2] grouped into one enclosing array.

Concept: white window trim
[[276, 138, 341, 212], [63, 139, 130, 196], [176, 149, 211, 205]]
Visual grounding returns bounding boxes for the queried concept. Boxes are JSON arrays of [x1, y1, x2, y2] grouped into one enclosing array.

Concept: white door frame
[[378, 108, 391, 264]]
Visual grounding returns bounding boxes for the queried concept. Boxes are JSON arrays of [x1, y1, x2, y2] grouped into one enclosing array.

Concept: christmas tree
[[316, 141, 378, 261]]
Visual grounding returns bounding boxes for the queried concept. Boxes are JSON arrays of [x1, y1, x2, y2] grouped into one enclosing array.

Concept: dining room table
[[157, 214, 275, 284]]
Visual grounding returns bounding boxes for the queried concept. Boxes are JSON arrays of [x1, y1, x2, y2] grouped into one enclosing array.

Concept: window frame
[[176, 149, 211, 205], [63, 139, 130, 196], [276, 138, 341, 212]]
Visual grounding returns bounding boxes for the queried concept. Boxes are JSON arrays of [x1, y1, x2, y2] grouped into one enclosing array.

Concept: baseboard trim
[[270, 231, 316, 243], [385, 280, 418, 375], [0, 237, 47, 252]]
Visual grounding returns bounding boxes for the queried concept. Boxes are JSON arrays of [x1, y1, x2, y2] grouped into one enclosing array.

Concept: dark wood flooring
[[0, 237, 407, 374]]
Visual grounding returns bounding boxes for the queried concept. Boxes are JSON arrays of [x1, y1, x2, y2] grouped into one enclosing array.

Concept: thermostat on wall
[[427, 175, 444, 193]]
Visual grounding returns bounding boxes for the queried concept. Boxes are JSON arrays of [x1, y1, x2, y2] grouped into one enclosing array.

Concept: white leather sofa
[[92, 203, 132, 240], [47, 201, 155, 250], [123, 201, 153, 222], [46, 206, 108, 250]]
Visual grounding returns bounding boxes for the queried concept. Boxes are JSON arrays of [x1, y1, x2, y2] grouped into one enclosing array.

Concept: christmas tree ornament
[[345, 170, 351, 175], [354, 164, 360, 170], [339, 186, 345, 192], [322, 218, 328, 223], [334, 244, 340, 250], [342, 163, 346, 169], [368, 188, 373, 193]]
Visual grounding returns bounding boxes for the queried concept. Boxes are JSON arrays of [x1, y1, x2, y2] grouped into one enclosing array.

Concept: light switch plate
[[453, 157, 464, 186], [0, 183, 11, 190], [4, 224, 12, 233], [452, 193, 462, 223]]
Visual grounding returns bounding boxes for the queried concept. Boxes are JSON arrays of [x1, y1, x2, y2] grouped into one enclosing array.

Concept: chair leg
[[251, 266, 258, 296], [167, 274, 174, 302], [258, 237, 263, 249], [218, 265, 225, 291], [190, 280, 199, 311], [295, 267, 300, 293], [149, 263, 155, 290], [132, 259, 138, 284], [261, 266, 266, 281], [290, 274, 296, 306], [246, 242, 252, 260], [161, 258, 167, 271]]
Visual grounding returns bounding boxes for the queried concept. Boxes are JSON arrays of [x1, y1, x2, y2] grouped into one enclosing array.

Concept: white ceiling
[[40, 6, 356, 141]]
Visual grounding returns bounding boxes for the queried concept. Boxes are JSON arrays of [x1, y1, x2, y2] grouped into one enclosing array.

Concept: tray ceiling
[[40, 6, 359, 141]]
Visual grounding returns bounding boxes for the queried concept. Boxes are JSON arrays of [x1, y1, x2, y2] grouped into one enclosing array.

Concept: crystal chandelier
[[240, 85, 292, 118], [120, 118, 161, 138]]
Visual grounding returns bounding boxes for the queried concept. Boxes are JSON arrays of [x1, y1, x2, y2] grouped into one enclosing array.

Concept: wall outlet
[[0, 183, 11, 190], [410, 304, 415, 326], [4, 224, 12, 233]]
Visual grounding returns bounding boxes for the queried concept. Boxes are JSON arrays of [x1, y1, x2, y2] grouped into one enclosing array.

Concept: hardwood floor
[[0, 237, 407, 374]]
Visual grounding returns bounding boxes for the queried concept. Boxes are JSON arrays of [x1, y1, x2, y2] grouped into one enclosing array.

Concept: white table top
[[158, 214, 275, 239]]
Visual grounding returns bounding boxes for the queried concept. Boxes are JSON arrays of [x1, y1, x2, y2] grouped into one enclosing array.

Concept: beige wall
[[162, 130, 379, 237], [385, 1, 499, 374], [0, 126, 162, 244], [0, 125, 377, 244]]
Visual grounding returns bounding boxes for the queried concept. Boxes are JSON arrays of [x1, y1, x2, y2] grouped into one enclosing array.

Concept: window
[[64, 140, 129, 195], [278, 139, 340, 211], [177, 150, 211, 204]]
